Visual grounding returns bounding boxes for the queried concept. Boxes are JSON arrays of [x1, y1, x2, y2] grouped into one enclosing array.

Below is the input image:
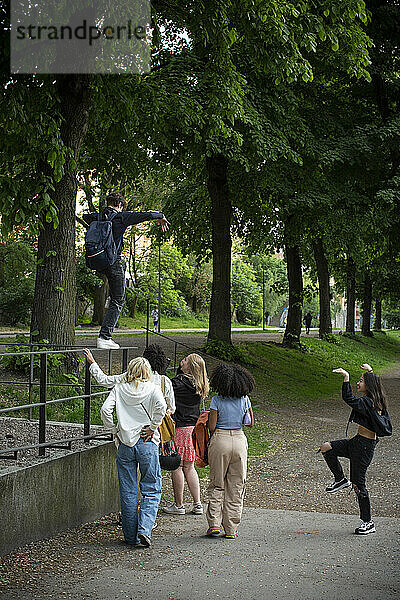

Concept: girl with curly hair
[[206, 363, 254, 539]]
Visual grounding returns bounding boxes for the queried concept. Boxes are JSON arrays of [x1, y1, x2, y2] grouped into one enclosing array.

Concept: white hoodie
[[90, 362, 167, 447]]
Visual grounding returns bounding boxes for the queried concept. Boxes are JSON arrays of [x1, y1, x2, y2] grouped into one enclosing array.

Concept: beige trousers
[[206, 429, 248, 535]]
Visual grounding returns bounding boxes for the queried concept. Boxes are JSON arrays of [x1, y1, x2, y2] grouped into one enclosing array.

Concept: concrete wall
[[0, 442, 120, 556]]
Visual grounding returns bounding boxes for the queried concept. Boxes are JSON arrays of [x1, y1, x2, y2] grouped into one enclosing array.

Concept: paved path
[[1, 508, 399, 600], [0, 327, 320, 338]]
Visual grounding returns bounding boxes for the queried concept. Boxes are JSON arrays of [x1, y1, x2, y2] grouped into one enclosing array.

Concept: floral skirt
[[174, 426, 196, 462]]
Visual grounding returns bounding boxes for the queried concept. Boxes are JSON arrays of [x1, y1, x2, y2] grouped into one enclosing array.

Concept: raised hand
[[157, 217, 170, 232], [83, 348, 95, 364], [332, 368, 350, 379], [360, 363, 373, 372]]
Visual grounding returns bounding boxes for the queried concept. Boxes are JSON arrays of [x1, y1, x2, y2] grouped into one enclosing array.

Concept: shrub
[[1, 335, 64, 376], [0, 278, 35, 325]]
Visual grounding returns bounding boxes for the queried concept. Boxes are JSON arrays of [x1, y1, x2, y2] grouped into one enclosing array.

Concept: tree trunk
[[206, 154, 232, 345], [91, 276, 108, 325], [312, 237, 332, 338], [374, 298, 382, 330], [132, 294, 138, 318], [345, 256, 356, 334], [283, 227, 303, 346], [361, 272, 373, 337], [31, 75, 91, 345]]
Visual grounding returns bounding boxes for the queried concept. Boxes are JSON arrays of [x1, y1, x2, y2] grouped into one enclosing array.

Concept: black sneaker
[[354, 521, 376, 535], [325, 478, 352, 493], [138, 533, 152, 548]]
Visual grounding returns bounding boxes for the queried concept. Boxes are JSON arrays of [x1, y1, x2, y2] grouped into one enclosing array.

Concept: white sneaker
[[191, 503, 204, 515], [162, 503, 185, 515], [97, 337, 120, 349], [354, 520, 376, 535]]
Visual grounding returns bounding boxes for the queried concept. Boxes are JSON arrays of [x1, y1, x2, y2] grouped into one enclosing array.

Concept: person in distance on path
[[304, 312, 312, 334], [151, 308, 159, 333], [83, 193, 169, 350], [319, 363, 392, 535]]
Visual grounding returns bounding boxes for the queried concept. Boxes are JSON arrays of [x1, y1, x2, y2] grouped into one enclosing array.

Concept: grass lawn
[[237, 331, 400, 407], [81, 313, 265, 330]]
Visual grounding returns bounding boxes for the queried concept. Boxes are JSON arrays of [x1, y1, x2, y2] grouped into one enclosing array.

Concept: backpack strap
[[140, 402, 152, 421], [98, 210, 118, 222], [161, 375, 166, 397]]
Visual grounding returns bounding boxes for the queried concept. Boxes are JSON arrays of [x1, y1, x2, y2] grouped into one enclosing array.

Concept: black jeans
[[323, 434, 378, 522], [99, 258, 126, 340]]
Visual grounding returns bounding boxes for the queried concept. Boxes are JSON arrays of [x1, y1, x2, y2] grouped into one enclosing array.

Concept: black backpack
[[367, 406, 392, 437], [85, 212, 118, 271]]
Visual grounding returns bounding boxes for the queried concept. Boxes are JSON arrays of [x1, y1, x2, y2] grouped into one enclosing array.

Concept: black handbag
[[139, 402, 181, 470], [159, 440, 181, 471]]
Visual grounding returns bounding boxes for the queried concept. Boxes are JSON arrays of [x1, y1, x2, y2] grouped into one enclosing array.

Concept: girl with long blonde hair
[[83, 349, 166, 548], [163, 353, 209, 516]]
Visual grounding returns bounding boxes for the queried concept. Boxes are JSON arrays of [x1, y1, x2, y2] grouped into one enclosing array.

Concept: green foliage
[[231, 258, 262, 325], [320, 333, 339, 344], [132, 242, 195, 318], [0, 279, 35, 326], [0, 335, 64, 375], [76, 252, 104, 300], [242, 253, 289, 318], [0, 237, 36, 325], [384, 310, 400, 330]]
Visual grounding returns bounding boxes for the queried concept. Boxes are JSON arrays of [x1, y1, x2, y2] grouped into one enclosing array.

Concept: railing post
[[38, 352, 47, 457], [28, 345, 34, 421], [174, 341, 177, 371], [146, 298, 150, 349], [84, 358, 91, 441], [122, 348, 128, 372]]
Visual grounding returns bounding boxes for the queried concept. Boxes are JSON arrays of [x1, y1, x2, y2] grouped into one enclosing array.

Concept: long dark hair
[[210, 363, 255, 398], [363, 372, 388, 412]]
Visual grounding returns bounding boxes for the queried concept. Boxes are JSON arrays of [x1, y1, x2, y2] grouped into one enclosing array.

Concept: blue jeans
[[100, 258, 126, 340], [116, 439, 162, 544]]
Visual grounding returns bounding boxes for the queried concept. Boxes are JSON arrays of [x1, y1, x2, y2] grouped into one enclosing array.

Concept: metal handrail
[[0, 345, 136, 459], [0, 431, 113, 457], [0, 329, 221, 461], [0, 390, 108, 414]]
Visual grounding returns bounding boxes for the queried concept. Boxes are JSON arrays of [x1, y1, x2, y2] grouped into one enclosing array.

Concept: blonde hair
[[184, 353, 209, 399], [125, 356, 153, 387]]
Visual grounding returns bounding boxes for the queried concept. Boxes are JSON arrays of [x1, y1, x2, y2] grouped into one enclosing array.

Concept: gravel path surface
[[0, 418, 108, 471]]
